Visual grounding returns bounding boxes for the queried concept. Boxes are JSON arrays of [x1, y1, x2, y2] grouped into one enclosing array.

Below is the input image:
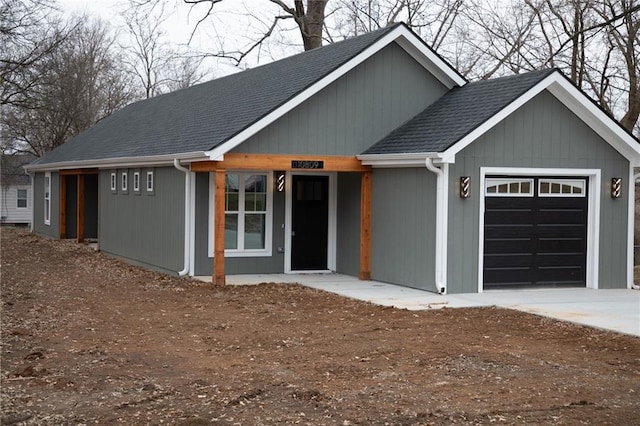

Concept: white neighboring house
[[1, 154, 35, 225]]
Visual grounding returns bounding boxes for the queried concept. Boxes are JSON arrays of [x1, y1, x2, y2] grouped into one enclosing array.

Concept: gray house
[[25, 24, 640, 294]]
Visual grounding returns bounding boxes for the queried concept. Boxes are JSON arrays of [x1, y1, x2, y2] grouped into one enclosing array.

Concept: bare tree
[[184, 0, 328, 66], [1, 17, 133, 156], [0, 0, 72, 107], [121, 1, 173, 99]]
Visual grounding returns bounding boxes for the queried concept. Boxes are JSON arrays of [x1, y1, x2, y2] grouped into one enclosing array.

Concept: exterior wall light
[[275, 171, 285, 192], [460, 176, 470, 198], [611, 178, 621, 198]]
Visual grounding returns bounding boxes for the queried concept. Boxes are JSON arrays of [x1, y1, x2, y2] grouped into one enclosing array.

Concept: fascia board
[[205, 26, 466, 161], [24, 151, 209, 172], [545, 77, 640, 162], [442, 71, 640, 164]]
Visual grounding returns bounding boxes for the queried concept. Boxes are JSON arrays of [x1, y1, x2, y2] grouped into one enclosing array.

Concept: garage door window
[[539, 179, 585, 197], [485, 178, 534, 196]]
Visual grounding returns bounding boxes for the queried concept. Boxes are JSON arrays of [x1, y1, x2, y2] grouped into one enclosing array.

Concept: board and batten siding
[[1, 184, 32, 224], [99, 167, 184, 274], [233, 42, 448, 157], [193, 172, 286, 276], [32, 172, 59, 239], [371, 168, 438, 292], [447, 90, 630, 293], [336, 173, 362, 276]]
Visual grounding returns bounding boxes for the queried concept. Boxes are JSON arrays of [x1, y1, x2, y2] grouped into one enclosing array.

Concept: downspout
[[173, 159, 190, 277], [425, 158, 447, 294]]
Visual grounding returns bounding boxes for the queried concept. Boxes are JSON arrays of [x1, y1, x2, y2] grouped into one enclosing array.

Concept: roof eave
[[24, 151, 209, 172], [357, 152, 442, 167]]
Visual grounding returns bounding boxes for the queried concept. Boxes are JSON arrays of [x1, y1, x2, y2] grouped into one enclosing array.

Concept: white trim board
[[205, 25, 465, 162], [477, 167, 601, 293]]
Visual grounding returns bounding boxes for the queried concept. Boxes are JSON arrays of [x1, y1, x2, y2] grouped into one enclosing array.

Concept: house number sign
[[291, 160, 324, 169]]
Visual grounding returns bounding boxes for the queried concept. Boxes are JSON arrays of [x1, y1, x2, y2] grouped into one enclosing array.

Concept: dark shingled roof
[[31, 24, 401, 167], [362, 69, 557, 155]]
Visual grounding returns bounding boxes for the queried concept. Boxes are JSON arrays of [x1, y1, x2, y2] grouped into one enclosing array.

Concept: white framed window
[[17, 189, 27, 208], [133, 171, 140, 192], [44, 172, 51, 225], [110, 172, 117, 192], [146, 171, 154, 193], [208, 172, 273, 257], [121, 171, 128, 192], [538, 179, 586, 197], [485, 178, 534, 197]]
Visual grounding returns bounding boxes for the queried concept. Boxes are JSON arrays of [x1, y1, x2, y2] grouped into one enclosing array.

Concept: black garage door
[[483, 177, 588, 290]]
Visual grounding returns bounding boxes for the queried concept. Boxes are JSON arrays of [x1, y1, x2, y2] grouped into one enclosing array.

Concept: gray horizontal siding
[[447, 90, 630, 293], [371, 168, 438, 292], [99, 167, 184, 274], [193, 172, 286, 276], [233, 42, 448, 156]]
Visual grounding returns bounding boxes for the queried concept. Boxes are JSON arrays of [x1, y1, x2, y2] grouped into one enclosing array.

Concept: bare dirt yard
[[2, 227, 639, 425]]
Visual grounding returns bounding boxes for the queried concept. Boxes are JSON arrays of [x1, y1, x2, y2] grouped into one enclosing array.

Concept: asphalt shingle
[[362, 69, 557, 155], [32, 24, 401, 167]]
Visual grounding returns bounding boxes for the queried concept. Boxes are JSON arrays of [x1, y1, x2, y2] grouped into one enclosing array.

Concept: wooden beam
[[59, 175, 67, 239], [77, 174, 85, 243], [59, 168, 98, 176], [191, 153, 371, 172], [359, 170, 372, 280], [213, 169, 226, 285]]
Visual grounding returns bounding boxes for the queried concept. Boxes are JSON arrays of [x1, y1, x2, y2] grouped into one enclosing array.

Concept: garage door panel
[[483, 176, 587, 289], [537, 238, 584, 252], [484, 211, 535, 225], [483, 239, 535, 254], [484, 268, 534, 287], [484, 253, 534, 268]]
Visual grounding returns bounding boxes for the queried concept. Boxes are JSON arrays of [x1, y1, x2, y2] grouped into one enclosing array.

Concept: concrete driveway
[[198, 273, 640, 337]]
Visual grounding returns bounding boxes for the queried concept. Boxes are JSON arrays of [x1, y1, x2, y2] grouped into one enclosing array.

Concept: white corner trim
[[627, 166, 635, 288], [205, 26, 464, 161], [478, 167, 601, 292], [443, 72, 640, 164]]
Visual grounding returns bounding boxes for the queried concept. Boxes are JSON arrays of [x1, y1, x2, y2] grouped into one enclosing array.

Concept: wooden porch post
[[77, 174, 85, 243], [59, 175, 67, 239], [359, 170, 372, 280], [213, 169, 226, 285]]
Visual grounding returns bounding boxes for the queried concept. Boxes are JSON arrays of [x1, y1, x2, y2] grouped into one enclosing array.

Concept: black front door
[[291, 175, 329, 271]]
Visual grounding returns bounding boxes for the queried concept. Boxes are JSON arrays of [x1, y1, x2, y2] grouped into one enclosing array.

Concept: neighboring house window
[[224, 173, 270, 251], [146, 171, 154, 193], [44, 172, 51, 225], [121, 171, 128, 193], [133, 171, 140, 192], [17, 189, 27, 208], [110, 172, 117, 192]]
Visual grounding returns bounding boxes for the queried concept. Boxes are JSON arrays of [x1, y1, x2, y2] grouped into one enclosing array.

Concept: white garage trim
[[478, 167, 601, 292]]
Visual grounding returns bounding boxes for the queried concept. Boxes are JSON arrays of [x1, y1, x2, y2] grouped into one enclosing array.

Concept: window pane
[[225, 174, 239, 211], [245, 193, 256, 211], [246, 175, 266, 193], [509, 182, 519, 193], [244, 214, 265, 249], [225, 214, 238, 249], [521, 181, 531, 194], [226, 193, 239, 211]]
